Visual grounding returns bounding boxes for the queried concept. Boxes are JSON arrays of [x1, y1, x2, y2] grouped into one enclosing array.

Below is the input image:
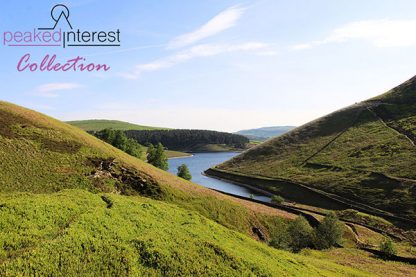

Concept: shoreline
[[168, 154, 194, 160]]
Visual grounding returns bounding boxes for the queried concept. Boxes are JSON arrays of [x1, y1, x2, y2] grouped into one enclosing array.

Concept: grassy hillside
[[1, 101, 415, 275], [216, 76, 416, 222], [0, 100, 376, 275], [0, 189, 370, 276], [67, 119, 165, 131], [0, 101, 285, 235], [236, 126, 296, 141]]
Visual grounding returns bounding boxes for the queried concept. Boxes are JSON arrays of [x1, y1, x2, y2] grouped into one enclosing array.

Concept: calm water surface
[[168, 152, 271, 202]]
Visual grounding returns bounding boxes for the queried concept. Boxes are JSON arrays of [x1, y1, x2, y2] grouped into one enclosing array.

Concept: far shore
[[168, 154, 194, 160]]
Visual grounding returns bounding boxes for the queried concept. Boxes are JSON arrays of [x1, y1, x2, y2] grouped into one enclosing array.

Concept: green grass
[[0, 190, 371, 276], [217, 76, 416, 220], [1, 101, 415, 275], [0, 101, 278, 236], [67, 119, 166, 132]]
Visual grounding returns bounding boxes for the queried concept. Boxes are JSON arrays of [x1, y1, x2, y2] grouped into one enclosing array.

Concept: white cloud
[[293, 19, 416, 50], [167, 5, 246, 49], [256, 50, 279, 56], [34, 83, 83, 98], [121, 42, 268, 79]]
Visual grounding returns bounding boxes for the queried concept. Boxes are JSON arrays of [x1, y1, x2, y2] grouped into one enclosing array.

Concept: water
[[168, 152, 271, 202]]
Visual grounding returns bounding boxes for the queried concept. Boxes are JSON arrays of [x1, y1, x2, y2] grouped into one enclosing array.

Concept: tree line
[[94, 129, 143, 159], [93, 129, 193, 180], [125, 129, 249, 150]]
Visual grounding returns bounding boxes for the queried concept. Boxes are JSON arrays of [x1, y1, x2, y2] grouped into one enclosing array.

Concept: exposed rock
[[252, 227, 266, 241], [87, 157, 162, 198]]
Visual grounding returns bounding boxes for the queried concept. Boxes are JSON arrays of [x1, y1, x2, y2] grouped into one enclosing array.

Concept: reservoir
[[168, 152, 271, 202]]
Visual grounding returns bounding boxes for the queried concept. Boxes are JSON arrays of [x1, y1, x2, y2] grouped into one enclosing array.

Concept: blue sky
[[1, 0, 416, 131]]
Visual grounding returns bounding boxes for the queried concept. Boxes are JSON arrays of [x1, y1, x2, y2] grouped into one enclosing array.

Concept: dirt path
[[300, 104, 369, 166], [367, 106, 415, 147]]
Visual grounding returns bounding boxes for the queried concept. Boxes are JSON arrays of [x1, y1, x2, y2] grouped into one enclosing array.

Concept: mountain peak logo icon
[[39, 4, 73, 30]]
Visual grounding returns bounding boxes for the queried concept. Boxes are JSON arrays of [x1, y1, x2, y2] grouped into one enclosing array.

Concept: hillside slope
[[67, 119, 165, 131], [216, 76, 416, 222], [0, 101, 287, 234], [236, 126, 296, 141], [0, 101, 376, 275], [0, 189, 371, 276]]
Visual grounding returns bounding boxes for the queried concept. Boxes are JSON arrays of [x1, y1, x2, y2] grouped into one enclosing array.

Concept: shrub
[[269, 228, 291, 250], [313, 212, 343, 250], [287, 216, 314, 252], [177, 164, 192, 180], [271, 195, 284, 204], [379, 237, 397, 258], [147, 143, 168, 170], [270, 216, 313, 252]]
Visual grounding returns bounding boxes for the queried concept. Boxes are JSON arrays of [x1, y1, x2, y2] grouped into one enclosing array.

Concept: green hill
[[67, 119, 165, 131], [235, 126, 296, 141], [3, 190, 359, 276], [214, 76, 416, 224], [0, 101, 381, 276]]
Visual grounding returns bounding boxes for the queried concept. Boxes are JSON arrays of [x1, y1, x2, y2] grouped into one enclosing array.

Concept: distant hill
[[67, 119, 165, 131], [126, 129, 249, 152], [215, 76, 416, 224], [235, 126, 296, 141]]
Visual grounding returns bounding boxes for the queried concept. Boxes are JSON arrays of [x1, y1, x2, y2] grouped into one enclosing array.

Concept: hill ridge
[[67, 119, 165, 131], [215, 75, 416, 223]]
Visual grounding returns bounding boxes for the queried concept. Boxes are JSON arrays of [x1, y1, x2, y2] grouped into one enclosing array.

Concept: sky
[[1, 0, 416, 132]]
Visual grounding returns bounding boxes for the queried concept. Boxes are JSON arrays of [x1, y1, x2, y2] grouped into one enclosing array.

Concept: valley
[[3, 1, 416, 275], [1, 76, 416, 275]]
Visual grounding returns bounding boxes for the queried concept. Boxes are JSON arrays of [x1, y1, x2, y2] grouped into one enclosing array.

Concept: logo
[[39, 4, 73, 30], [3, 4, 120, 72]]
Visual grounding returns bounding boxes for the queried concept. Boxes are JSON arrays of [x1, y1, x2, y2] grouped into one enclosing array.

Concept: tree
[[125, 138, 143, 159], [287, 216, 314, 252], [112, 130, 129, 151], [270, 227, 291, 250], [95, 129, 143, 160], [124, 129, 249, 150], [379, 237, 397, 258], [96, 128, 116, 143], [146, 143, 168, 170], [270, 216, 313, 252], [177, 164, 192, 180], [147, 144, 156, 163], [313, 212, 344, 249]]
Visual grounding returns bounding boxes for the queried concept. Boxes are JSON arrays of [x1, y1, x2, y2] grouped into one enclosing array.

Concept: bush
[[379, 237, 397, 258], [270, 228, 291, 250], [313, 212, 344, 250], [177, 164, 192, 180], [287, 216, 314, 252], [271, 195, 284, 204], [270, 216, 313, 252], [147, 143, 168, 170]]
